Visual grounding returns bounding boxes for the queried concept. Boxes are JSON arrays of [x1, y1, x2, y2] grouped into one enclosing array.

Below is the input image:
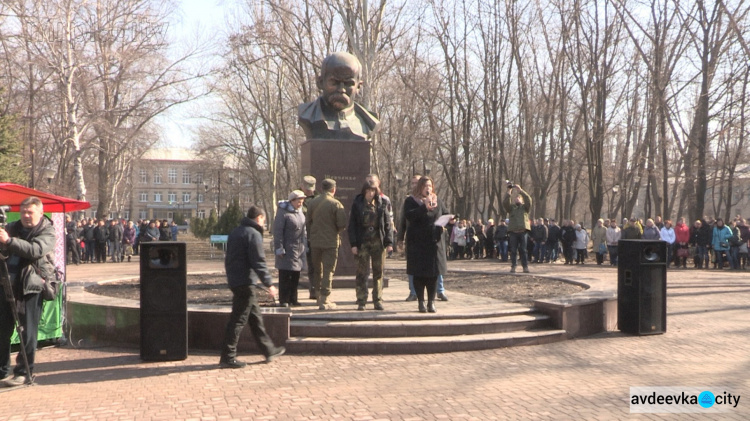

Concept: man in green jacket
[[306, 179, 347, 310], [502, 184, 532, 273]]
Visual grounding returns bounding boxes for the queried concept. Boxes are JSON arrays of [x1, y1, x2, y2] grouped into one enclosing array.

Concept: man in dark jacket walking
[[219, 206, 285, 369]]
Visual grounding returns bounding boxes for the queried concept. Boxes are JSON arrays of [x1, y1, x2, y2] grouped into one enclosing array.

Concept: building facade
[[129, 148, 211, 222]]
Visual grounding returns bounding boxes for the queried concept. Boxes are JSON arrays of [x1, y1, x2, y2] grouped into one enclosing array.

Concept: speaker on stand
[[617, 239, 667, 335], [139, 241, 188, 361]]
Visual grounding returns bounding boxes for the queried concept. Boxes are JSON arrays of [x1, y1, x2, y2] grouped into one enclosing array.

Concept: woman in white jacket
[[574, 224, 590, 264], [660, 220, 676, 268]]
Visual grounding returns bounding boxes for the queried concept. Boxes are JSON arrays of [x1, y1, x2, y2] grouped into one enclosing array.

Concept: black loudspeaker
[[617, 239, 667, 335], [140, 241, 188, 361]]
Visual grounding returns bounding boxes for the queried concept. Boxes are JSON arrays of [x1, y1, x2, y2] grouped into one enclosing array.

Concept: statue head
[[317, 52, 363, 112]]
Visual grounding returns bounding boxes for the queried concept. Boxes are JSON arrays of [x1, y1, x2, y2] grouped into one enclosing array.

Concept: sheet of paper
[[434, 214, 455, 227]]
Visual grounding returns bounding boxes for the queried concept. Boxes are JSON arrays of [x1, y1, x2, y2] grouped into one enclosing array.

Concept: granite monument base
[[301, 138, 371, 277]]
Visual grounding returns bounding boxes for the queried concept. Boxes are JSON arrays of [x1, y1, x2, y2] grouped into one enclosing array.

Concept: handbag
[[33, 252, 62, 301], [598, 243, 607, 254], [740, 243, 749, 254], [677, 247, 689, 258]]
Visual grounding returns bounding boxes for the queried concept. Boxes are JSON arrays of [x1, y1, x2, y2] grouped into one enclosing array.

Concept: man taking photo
[[0, 197, 56, 386]]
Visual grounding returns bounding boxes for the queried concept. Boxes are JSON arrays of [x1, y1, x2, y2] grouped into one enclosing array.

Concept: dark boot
[[427, 301, 436, 313], [418, 300, 427, 313]]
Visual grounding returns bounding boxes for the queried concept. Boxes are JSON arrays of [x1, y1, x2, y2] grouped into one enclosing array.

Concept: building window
[[139, 209, 147, 220], [198, 209, 206, 219], [182, 169, 191, 184], [139, 169, 147, 183], [183, 192, 191, 202], [168, 192, 177, 203], [197, 193, 204, 203], [123, 210, 130, 220], [168, 168, 177, 184], [196, 173, 203, 184], [139, 192, 148, 202], [154, 192, 162, 203], [154, 171, 162, 184]]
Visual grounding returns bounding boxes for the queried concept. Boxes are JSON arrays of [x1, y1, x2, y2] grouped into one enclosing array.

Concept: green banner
[[11, 287, 64, 344]]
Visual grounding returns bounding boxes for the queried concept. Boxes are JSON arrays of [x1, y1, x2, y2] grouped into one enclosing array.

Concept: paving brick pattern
[[2, 258, 748, 420]]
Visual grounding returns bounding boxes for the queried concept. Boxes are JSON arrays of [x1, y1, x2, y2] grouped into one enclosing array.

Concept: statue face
[[319, 57, 361, 111]]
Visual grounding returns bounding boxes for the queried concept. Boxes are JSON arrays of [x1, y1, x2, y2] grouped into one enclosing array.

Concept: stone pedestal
[[301, 139, 371, 276]]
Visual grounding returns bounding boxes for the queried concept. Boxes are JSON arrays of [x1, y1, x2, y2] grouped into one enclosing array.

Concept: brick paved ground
[[2, 258, 748, 420]]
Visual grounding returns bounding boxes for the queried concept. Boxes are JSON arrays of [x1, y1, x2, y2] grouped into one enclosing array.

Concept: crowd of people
[[64, 216, 180, 265], [446, 213, 750, 271]]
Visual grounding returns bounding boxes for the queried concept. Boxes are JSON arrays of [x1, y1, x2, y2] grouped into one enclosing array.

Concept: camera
[[0, 205, 9, 227], [506, 180, 515, 189]]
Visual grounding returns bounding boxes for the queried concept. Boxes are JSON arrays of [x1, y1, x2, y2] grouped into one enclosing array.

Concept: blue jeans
[[607, 245, 618, 265], [547, 241, 559, 262], [729, 246, 740, 269], [715, 249, 727, 269], [697, 245, 709, 268], [532, 242, 546, 263], [496, 241, 508, 261], [508, 231, 529, 268]]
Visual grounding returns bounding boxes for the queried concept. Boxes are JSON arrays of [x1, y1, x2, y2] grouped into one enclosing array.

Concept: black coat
[[225, 217, 273, 289], [404, 196, 448, 277], [561, 225, 576, 245], [493, 225, 508, 242], [348, 194, 394, 249], [547, 224, 561, 243], [93, 225, 109, 243], [696, 222, 713, 246]]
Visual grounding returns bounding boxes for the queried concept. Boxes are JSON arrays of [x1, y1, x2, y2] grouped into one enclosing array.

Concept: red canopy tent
[[0, 182, 90, 212]]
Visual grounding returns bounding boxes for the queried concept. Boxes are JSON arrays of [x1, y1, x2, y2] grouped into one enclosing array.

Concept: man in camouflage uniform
[[306, 179, 347, 310], [348, 180, 393, 310]]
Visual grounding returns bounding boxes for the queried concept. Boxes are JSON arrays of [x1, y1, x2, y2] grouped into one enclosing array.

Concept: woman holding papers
[[404, 176, 451, 313]]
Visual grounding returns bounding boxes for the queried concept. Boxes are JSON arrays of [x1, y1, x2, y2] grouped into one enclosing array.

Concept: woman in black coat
[[404, 176, 449, 313]]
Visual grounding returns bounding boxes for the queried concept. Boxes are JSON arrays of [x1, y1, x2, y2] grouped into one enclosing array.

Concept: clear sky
[[160, 0, 227, 148]]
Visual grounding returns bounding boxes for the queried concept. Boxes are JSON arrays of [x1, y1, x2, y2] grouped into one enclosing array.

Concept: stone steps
[[285, 328, 567, 354], [286, 306, 566, 354], [180, 231, 225, 260], [291, 314, 551, 337]]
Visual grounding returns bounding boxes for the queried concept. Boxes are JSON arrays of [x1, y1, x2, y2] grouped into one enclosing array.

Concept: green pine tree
[[0, 94, 27, 184], [216, 199, 244, 235]]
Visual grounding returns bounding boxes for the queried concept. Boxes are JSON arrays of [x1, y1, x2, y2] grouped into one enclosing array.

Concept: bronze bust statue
[[298, 52, 380, 141]]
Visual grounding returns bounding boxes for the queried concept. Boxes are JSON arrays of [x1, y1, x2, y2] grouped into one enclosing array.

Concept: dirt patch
[[84, 269, 585, 307]]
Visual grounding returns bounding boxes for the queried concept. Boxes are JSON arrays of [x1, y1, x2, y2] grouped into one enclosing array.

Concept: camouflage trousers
[[311, 247, 338, 304], [355, 241, 386, 305]]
